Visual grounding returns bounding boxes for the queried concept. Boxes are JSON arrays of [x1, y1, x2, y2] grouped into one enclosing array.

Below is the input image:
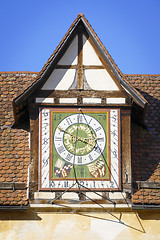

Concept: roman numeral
[[78, 156, 82, 164], [97, 137, 104, 142], [77, 115, 83, 123], [88, 118, 92, 125], [66, 118, 72, 125], [65, 153, 73, 161], [57, 146, 65, 154], [88, 154, 93, 161], [55, 137, 62, 141], [94, 145, 102, 154]]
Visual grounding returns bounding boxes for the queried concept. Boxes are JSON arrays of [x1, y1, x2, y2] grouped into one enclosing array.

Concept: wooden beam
[[55, 65, 105, 69], [77, 30, 83, 89], [136, 181, 160, 189], [35, 90, 127, 98], [121, 109, 132, 192], [56, 65, 77, 69], [84, 65, 105, 69]]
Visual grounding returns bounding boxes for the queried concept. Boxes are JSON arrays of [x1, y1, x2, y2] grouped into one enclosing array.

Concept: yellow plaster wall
[[0, 210, 160, 240]]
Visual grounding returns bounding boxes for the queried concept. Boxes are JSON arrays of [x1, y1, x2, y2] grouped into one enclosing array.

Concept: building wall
[[0, 209, 160, 240]]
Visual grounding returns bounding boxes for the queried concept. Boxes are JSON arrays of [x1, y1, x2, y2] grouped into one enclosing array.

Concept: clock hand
[[57, 127, 77, 139], [57, 126, 94, 146], [83, 136, 103, 141]]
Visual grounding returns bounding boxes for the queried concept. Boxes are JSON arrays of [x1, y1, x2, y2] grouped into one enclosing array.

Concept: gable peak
[[77, 13, 84, 18]]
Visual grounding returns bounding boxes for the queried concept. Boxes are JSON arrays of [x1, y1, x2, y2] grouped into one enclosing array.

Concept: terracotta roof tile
[[125, 75, 160, 205], [0, 70, 160, 206], [0, 72, 37, 206]]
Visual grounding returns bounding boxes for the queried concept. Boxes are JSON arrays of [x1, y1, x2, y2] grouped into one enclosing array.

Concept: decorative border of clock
[[39, 107, 121, 191]]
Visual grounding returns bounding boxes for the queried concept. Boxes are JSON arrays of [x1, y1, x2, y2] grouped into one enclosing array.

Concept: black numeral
[[43, 138, 48, 145], [57, 146, 65, 154], [64, 181, 68, 188], [55, 137, 62, 141], [42, 110, 49, 116], [97, 137, 104, 142], [42, 157, 48, 168], [42, 122, 49, 130], [66, 118, 72, 125], [94, 145, 102, 154], [78, 156, 82, 163], [88, 154, 93, 161], [77, 115, 83, 123], [49, 181, 55, 188], [88, 118, 92, 125], [111, 130, 117, 137], [65, 153, 73, 161], [95, 126, 101, 132], [111, 115, 117, 123]]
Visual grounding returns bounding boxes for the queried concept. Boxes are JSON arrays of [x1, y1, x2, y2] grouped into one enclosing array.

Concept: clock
[[53, 113, 106, 166], [39, 107, 121, 191]]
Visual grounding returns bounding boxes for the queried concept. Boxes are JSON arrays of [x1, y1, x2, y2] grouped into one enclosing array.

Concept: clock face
[[53, 113, 106, 165], [39, 108, 121, 191]]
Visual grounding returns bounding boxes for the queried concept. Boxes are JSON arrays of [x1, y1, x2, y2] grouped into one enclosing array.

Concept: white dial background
[[54, 113, 106, 165]]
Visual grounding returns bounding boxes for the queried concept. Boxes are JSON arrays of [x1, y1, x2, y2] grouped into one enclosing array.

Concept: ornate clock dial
[[40, 108, 121, 191], [54, 113, 106, 165]]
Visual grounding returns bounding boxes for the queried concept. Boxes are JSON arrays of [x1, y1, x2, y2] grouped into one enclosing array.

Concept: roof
[[0, 72, 159, 206], [125, 74, 160, 205], [12, 13, 147, 125], [0, 72, 38, 206]]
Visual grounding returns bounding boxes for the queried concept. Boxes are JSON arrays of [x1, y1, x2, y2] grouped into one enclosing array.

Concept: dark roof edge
[[0, 205, 29, 210], [124, 74, 160, 76], [132, 204, 160, 210]]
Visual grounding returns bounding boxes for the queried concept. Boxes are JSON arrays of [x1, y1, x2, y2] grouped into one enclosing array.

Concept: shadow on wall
[[138, 211, 160, 220], [0, 210, 42, 221]]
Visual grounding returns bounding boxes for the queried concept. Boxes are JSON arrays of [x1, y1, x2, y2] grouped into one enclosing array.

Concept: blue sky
[[0, 0, 160, 74]]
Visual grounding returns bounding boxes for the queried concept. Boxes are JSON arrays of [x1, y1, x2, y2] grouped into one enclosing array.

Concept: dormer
[[12, 14, 147, 204]]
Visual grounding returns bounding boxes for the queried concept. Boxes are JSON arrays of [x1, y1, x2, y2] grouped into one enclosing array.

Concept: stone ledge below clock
[[33, 191, 128, 202], [29, 203, 132, 212]]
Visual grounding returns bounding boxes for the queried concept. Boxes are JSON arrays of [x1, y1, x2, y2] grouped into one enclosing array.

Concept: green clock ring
[[54, 113, 106, 165]]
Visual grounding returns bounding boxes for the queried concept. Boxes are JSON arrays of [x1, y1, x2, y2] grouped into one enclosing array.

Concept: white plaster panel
[[83, 98, 101, 104], [109, 192, 126, 200], [83, 35, 102, 65], [106, 98, 126, 104], [62, 192, 79, 200], [41, 69, 76, 90], [34, 192, 55, 199], [85, 69, 119, 90], [86, 192, 103, 200], [36, 98, 54, 103], [60, 98, 77, 104], [58, 35, 78, 65]]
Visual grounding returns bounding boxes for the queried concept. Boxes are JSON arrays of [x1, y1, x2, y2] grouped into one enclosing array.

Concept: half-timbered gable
[[0, 13, 160, 240], [10, 14, 149, 205]]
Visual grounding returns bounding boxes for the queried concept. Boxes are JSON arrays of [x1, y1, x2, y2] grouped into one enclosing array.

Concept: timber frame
[[12, 13, 148, 204]]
